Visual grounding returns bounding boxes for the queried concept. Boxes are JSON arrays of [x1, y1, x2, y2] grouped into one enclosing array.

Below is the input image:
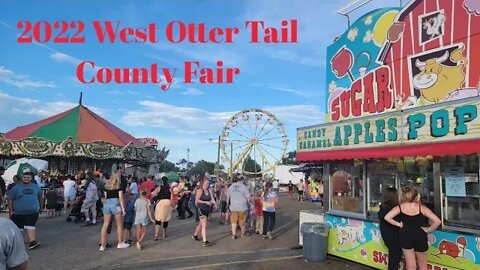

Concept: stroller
[[66, 189, 86, 223]]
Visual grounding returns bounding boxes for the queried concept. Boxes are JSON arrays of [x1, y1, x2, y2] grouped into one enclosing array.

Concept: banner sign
[[445, 167, 466, 197], [325, 0, 480, 123], [298, 97, 479, 152], [326, 214, 480, 270]]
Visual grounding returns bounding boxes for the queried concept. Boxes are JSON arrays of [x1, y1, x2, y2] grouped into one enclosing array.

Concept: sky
[[0, 0, 402, 167]]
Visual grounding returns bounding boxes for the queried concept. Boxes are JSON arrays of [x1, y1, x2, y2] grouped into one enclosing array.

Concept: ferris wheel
[[220, 109, 288, 176]]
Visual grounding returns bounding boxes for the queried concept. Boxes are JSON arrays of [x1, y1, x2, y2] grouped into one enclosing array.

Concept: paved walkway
[[4, 193, 370, 270]]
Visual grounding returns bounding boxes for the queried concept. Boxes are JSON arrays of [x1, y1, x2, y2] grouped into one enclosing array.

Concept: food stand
[[296, 1, 480, 269]]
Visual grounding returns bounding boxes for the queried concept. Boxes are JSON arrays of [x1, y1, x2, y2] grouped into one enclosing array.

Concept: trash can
[[301, 222, 328, 262]]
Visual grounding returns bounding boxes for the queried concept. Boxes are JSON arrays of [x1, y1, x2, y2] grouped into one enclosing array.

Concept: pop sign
[[298, 97, 479, 152]]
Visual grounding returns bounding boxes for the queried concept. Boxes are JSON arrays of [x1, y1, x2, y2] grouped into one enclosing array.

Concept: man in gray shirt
[[0, 217, 28, 270], [227, 176, 250, 239]]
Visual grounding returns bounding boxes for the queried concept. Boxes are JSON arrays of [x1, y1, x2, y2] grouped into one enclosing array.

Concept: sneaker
[[106, 243, 112, 248], [267, 232, 274, 240], [117, 242, 130, 249], [136, 242, 142, 250], [28, 241, 40, 250], [99, 245, 106, 252], [192, 235, 201, 241], [231, 235, 237, 240], [187, 214, 194, 218], [154, 237, 159, 241], [262, 235, 267, 240], [127, 240, 133, 245], [203, 241, 211, 247]]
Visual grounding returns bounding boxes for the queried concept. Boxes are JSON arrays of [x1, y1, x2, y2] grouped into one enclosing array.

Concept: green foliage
[[281, 151, 298, 165], [242, 155, 262, 177], [159, 160, 179, 173], [190, 160, 216, 176]]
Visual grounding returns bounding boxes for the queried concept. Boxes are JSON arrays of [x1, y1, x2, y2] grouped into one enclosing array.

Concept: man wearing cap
[[0, 166, 6, 209], [7, 172, 43, 250]]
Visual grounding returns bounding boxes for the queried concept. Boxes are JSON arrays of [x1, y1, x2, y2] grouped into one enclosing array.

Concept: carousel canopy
[[5, 104, 142, 147], [0, 96, 169, 162]]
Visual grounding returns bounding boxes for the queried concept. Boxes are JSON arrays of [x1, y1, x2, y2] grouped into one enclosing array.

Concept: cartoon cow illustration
[[423, 13, 446, 39], [413, 46, 468, 103]]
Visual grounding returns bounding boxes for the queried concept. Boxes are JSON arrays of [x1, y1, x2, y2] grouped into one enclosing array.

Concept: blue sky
[[0, 0, 401, 165]]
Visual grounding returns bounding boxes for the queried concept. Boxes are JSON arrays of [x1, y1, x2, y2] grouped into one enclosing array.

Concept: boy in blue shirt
[[123, 193, 135, 244], [7, 171, 43, 250]]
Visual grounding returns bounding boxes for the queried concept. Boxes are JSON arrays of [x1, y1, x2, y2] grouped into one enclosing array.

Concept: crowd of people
[[0, 164, 444, 270], [0, 166, 282, 257]]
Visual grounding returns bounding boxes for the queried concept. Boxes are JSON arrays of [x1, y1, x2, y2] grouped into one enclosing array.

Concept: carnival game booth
[[297, 1, 480, 269], [0, 97, 168, 175]]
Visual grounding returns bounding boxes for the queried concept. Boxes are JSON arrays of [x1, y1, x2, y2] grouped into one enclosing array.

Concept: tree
[[159, 160, 179, 173], [242, 155, 262, 177], [281, 151, 298, 165], [190, 160, 216, 176]]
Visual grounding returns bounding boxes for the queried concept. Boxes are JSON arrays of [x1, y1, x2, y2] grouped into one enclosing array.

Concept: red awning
[[296, 139, 480, 161]]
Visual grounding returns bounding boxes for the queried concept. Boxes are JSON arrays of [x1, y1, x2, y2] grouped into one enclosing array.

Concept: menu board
[[445, 167, 466, 197]]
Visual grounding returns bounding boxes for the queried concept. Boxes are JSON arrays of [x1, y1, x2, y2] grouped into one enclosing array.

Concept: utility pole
[[216, 135, 221, 179], [230, 142, 233, 181]]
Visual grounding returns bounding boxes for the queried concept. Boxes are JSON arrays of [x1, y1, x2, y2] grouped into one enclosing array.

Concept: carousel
[[0, 94, 168, 175]]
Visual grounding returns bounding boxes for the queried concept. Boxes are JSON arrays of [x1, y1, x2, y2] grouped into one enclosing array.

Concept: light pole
[[209, 136, 221, 179], [230, 142, 233, 181]]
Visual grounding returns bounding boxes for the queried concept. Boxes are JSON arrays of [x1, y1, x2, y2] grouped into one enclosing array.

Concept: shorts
[[399, 228, 428, 252], [298, 190, 304, 195], [221, 201, 227, 213], [102, 198, 121, 215], [64, 193, 76, 201], [11, 213, 39, 230], [134, 216, 149, 226], [124, 222, 133, 230], [55, 203, 63, 211], [46, 203, 56, 210], [81, 199, 97, 212], [198, 207, 211, 218], [155, 220, 169, 228], [230, 211, 247, 226]]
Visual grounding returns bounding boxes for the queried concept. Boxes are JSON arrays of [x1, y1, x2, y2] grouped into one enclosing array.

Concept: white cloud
[[0, 66, 56, 90], [266, 105, 325, 126], [49, 52, 82, 65], [181, 88, 204, 96], [268, 86, 306, 96], [265, 49, 324, 68], [121, 101, 323, 134], [106, 90, 140, 96], [0, 92, 108, 132], [0, 21, 12, 28], [121, 101, 233, 134]]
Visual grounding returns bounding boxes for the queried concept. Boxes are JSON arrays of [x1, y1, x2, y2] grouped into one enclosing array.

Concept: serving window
[[398, 156, 435, 211], [330, 161, 365, 216], [441, 154, 480, 228], [367, 159, 398, 217]]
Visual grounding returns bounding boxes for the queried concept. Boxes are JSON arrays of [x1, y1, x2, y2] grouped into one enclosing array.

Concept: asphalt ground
[[2, 193, 370, 270]]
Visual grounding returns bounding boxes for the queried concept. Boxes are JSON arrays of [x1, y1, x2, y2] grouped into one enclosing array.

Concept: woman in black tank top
[[192, 179, 216, 247], [384, 186, 441, 270]]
